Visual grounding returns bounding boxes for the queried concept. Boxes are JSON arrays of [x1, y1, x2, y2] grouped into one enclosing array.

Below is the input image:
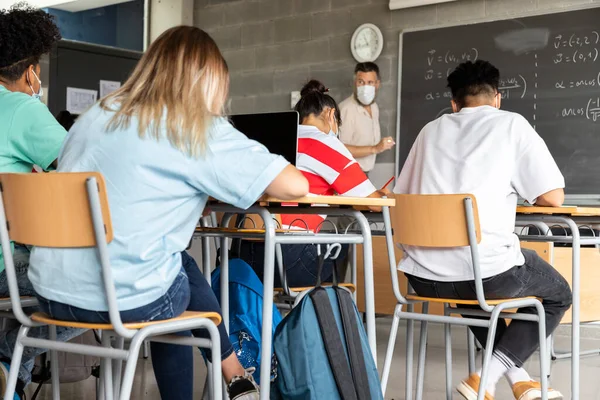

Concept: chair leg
[[118, 337, 144, 400], [49, 325, 61, 400], [415, 303, 429, 400], [142, 340, 149, 359], [477, 319, 500, 400], [546, 336, 552, 379], [202, 362, 213, 400], [445, 323, 452, 400], [406, 304, 415, 400], [4, 326, 28, 400], [112, 337, 125, 400], [467, 329, 476, 375], [380, 303, 402, 396], [537, 308, 549, 400], [100, 333, 114, 400]]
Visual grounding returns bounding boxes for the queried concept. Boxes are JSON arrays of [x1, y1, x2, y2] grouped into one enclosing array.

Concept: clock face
[[355, 28, 380, 60], [351, 24, 383, 63]]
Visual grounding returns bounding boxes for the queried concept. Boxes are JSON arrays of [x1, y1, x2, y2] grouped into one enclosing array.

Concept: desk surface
[[517, 205, 600, 217], [208, 195, 396, 208], [258, 195, 396, 207]]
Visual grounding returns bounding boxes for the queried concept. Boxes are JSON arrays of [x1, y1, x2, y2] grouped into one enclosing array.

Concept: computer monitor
[[230, 111, 298, 166]]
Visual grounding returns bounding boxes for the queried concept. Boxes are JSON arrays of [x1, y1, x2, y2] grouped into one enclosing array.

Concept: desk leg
[[565, 218, 581, 400], [351, 243, 357, 303], [201, 218, 212, 286], [258, 209, 276, 400], [220, 213, 235, 332], [351, 210, 377, 364]]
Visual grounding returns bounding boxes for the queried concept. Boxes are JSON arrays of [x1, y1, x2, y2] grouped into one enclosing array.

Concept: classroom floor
[[26, 318, 600, 399]]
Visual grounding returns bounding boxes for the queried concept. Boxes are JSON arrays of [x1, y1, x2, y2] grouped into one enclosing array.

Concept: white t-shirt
[[394, 105, 564, 281]]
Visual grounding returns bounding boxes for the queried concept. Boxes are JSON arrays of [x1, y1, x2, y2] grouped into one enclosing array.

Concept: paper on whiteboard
[[100, 80, 121, 98], [66, 87, 97, 114]]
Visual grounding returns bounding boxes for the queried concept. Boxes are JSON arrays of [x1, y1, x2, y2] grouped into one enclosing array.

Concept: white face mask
[[356, 84, 376, 105], [29, 69, 43, 101], [328, 115, 338, 138]]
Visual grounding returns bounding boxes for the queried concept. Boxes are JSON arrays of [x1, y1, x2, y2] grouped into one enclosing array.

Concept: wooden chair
[[0, 172, 223, 400], [379, 194, 549, 400]]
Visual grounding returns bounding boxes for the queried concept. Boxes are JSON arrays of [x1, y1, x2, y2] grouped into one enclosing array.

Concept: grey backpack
[[30, 330, 100, 397]]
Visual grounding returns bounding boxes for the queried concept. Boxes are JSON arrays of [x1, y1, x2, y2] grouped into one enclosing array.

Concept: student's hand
[[378, 188, 392, 196], [376, 137, 395, 153]]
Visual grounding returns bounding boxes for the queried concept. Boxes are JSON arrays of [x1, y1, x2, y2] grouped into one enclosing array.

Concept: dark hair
[[56, 110, 76, 131], [0, 3, 61, 82], [355, 62, 380, 80], [294, 79, 341, 126], [447, 60, 499, 107]]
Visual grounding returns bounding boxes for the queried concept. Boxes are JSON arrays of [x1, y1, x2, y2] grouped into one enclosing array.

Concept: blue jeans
[[37, 252, 233, 400], [239, 241, 349, 287], [406, 249, 573, 366], [0, 246, 85, 387]]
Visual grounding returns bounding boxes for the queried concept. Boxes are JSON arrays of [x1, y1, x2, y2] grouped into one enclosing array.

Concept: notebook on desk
[[230, 111, 299, 166]]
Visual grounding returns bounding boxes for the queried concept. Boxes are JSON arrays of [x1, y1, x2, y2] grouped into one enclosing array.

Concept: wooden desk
[[517, 205, 600, 217], [201, 195, 395, 400], [259, 194, 395, 208], [209, 195, 396, 208]]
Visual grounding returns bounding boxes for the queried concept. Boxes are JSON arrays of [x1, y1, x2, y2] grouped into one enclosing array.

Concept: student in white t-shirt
[[394, 60, 571, 400]]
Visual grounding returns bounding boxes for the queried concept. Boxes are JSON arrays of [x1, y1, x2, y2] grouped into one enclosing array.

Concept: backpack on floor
[[29, 330, 100, 399], [212, 258, 283, 384], [271, 255, 383, 400]]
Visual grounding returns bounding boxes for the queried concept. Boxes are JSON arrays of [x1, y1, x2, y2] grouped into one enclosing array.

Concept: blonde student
[[29, 26, 308, 400]]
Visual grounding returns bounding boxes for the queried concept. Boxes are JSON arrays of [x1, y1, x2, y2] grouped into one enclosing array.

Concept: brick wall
[[194, 0, 600, 166]]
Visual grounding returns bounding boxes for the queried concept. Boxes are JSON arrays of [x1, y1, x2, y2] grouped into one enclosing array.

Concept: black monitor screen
[[230, 111, 298, 166]]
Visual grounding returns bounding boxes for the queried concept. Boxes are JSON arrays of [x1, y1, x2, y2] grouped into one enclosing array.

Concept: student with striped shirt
[[239, 80, 388, 287]]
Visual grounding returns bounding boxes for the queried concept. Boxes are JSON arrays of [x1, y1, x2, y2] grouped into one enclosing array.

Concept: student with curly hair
[[0, 4, 84, 399]]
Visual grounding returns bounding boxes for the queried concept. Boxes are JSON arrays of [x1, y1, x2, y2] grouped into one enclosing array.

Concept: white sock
[[505, 366, 532, 386], [476, 350, 514, 396]]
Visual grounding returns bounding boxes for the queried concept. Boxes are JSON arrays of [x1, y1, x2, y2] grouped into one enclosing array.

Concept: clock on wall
[[351, 23, 384, 63]]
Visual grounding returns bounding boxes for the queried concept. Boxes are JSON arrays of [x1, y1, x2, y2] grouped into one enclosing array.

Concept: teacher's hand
[[376, 137, 396, 153]]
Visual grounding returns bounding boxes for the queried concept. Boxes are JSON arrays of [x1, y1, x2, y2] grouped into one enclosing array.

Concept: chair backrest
[[390, 194, 481, 248], [0, 172, 113, 248]]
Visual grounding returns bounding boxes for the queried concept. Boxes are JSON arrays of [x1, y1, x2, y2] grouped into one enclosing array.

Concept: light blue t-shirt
[[29, 104, 289, 311]]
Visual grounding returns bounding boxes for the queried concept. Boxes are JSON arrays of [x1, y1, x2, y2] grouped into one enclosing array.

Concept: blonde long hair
[[100, 26, 229, 157]]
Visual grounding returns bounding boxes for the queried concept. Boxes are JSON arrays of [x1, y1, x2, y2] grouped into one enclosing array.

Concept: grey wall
[[194, 0, 600, 165]]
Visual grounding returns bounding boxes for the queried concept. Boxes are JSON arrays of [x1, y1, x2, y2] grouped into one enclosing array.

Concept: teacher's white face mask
[[356, 85, 376, 105]]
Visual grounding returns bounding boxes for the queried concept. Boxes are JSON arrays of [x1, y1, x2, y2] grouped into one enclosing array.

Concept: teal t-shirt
[[0, 85, 67, 271]]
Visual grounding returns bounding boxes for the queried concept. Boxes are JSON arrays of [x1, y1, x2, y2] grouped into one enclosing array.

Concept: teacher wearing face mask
[[339, 62, 395, 173]]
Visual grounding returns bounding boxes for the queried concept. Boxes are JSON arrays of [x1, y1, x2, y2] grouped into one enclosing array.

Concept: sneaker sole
[[231, 391, 259, 400], [517, 389, 563, 400], [456, 381, 479, 400]]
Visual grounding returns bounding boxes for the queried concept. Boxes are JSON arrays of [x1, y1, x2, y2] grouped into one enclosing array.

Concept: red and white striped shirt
[[281, 125, 376, 231]]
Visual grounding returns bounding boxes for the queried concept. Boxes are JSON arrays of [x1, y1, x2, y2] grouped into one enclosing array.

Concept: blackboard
[[398, 7, 600, 196], [48, 40, 141, 117]]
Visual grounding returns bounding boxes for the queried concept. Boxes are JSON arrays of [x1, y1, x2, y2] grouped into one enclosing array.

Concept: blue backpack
[[272, 269, 384, 399], [212, 258, 282, 384]]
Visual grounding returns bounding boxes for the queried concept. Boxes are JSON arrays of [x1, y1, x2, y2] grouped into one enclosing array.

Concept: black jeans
[[406, 249, 572, 367], [239, 241, 349, 287]]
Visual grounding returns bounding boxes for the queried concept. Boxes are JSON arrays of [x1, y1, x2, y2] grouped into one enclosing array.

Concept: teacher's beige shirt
[[339, 96, 381, 172]]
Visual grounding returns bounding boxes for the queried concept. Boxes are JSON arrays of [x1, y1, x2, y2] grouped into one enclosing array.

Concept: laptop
[[230, 111, 298, 166]]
